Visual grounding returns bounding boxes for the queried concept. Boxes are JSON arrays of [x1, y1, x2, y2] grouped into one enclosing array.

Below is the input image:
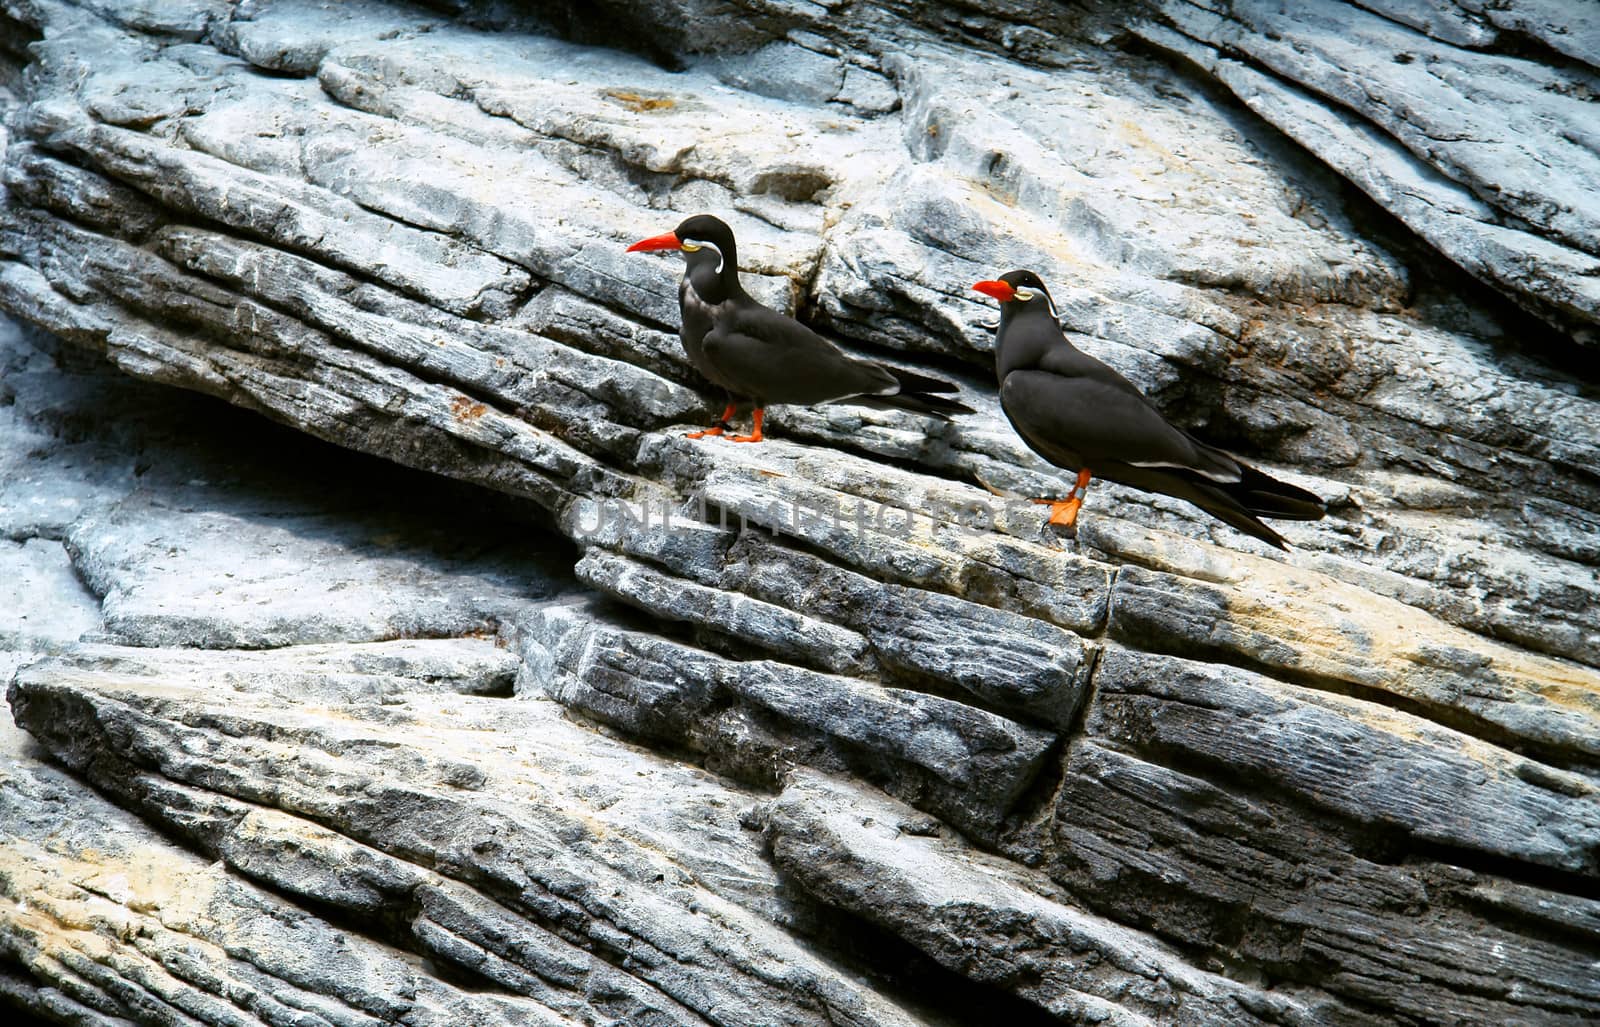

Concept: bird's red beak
[[972, 280, 1016, 302], [627, 231, 682, 253]]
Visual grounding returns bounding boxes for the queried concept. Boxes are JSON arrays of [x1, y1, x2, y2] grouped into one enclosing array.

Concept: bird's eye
[[1013, 287, 1036, 301], [681, 240, 703, 252]]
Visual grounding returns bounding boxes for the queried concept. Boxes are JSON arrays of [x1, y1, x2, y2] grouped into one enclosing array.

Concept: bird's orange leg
[[686, 403, 737, 440], [1031, 468, 1093, 530], [727, 407, 764, 443]]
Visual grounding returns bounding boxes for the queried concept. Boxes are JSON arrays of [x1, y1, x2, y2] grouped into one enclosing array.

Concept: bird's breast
[[681, 284, 727, 322], [677, 282, 739, 389], [678, 284, 718, 343]]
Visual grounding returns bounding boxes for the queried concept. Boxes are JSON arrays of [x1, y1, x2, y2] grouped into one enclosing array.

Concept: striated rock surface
[[2, 1, 1599, 1024], [1134, 0, 1600, 347]]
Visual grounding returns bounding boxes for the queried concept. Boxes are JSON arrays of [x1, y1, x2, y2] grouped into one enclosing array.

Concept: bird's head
[[627, 214, 737, 275], [972, 270, 1055, 318]]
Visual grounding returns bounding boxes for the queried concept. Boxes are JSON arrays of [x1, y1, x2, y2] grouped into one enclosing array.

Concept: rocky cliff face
[[2, 1, 1598, 1024]]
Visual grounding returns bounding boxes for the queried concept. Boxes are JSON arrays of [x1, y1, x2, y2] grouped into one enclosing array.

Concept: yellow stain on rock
[[0, 835, 226, 975], [601, 89, 676, 113]]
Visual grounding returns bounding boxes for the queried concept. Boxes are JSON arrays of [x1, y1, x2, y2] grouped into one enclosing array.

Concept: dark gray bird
[[628, 214, 970, 442], [973, 270, 1324, 549]]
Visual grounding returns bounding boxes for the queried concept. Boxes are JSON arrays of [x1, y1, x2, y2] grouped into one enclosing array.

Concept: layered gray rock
[[0, 751, 585, 1027], [1135, 0, 1600, 346], [1050, 652, 1600, 1024], [7, 654, 940, 1027], [765, 771, 1339, 1025], [3, 1, 1599, 1024]]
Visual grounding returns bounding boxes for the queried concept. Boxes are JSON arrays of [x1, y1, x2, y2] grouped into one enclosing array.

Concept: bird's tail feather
[[888, 366, 961, 395], [1190, 483, 1292, 550], [1184, 461, 1325, 550], [1227, 463, 1326, 521], [866, 391, 974, 419], [873, 367, 974, 418]]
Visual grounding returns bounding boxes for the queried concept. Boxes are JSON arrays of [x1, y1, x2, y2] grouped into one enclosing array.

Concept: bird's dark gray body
[[984, 270, 1324, 548]]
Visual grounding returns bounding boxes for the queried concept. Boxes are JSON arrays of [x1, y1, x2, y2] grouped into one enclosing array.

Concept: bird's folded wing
[[706, 306, 896, 402], [1001, 369, 1241, 481]]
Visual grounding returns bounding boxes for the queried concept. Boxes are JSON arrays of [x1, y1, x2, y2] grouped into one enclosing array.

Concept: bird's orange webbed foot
[[1031, 469, 1092, 536], [1031, 497, 1082, 529], [726, 408, 765, 444], [687, 403, 737, 440]]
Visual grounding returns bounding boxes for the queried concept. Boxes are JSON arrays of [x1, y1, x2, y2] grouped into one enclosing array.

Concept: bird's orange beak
[[972, 280, 1016, 302], [627, 231, 682, 253]]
